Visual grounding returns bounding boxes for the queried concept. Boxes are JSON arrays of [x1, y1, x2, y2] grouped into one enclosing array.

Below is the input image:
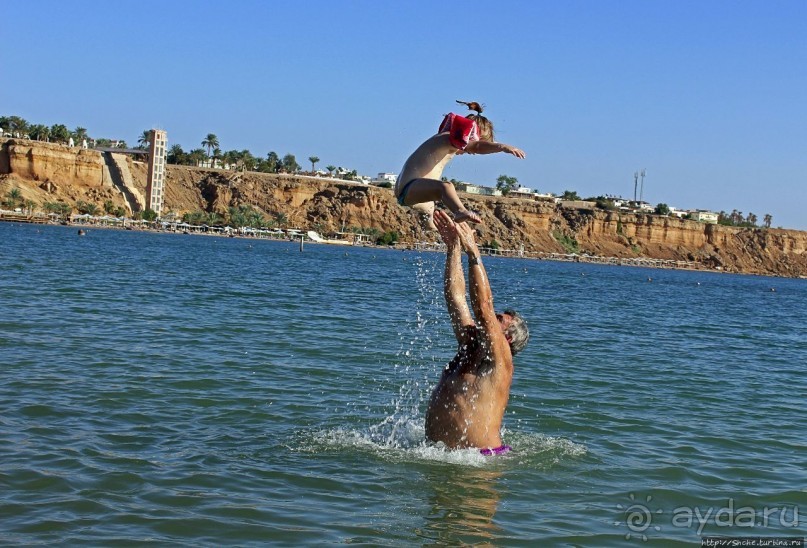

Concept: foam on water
[[294, 420, 587, 468]]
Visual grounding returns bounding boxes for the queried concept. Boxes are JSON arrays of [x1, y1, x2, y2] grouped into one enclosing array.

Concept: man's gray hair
[[503, 308, 529, 355]]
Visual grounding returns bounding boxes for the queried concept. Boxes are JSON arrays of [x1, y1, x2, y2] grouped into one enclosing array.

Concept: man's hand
[[434, 210, 458, 247], [454, 221, 480, 256]]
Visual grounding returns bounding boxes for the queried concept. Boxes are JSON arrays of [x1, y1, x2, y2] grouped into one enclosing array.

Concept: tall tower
[[147, 129, 167, 215]]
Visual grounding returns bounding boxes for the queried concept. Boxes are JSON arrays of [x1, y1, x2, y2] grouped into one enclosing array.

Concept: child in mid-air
[[395, 100, 526, 229]]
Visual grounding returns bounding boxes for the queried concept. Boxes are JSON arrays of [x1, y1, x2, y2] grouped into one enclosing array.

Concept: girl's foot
[[453, 209, 482, 224]]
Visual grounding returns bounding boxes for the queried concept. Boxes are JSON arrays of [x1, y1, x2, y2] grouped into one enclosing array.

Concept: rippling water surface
[[1, 223, 805, 545]]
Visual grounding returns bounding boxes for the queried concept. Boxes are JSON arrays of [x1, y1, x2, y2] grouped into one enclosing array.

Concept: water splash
[[294, 252, 588, 468]]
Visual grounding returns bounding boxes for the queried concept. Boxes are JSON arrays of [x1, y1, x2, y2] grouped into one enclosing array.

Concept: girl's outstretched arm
[[464, 140, 526, 158]]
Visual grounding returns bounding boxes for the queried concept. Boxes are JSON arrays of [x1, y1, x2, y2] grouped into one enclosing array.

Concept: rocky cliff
[[2, 138, 806, 278]]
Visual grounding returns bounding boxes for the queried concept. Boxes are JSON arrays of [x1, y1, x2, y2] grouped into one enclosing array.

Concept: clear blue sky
[[4, 0, 806, 229]]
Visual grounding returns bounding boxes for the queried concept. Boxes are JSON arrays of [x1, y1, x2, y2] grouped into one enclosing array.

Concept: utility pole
[[639, 169, 646, 203], [633, 171, 639, 202]]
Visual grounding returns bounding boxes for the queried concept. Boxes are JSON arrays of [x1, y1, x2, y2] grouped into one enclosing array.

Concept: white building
[[508, 184, 536, 199], [457, 182, 501, 197], [689, 210, 719, 223], [146, 129, 167, 215], [371, 172, 397, 186]]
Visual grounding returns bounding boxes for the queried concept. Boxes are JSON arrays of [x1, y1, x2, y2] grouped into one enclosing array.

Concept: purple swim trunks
[[479, 444, 512, 456]]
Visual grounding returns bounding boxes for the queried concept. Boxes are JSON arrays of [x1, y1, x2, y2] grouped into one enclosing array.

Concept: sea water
[[0, 222, 804, 546]]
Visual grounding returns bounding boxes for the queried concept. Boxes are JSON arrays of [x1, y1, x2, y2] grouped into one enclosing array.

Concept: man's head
[[497, 309, 529, 355]]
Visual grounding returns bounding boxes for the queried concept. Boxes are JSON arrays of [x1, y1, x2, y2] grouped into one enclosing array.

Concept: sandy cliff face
[[0, 140, 132, 209], [2, 139, 806, 277]]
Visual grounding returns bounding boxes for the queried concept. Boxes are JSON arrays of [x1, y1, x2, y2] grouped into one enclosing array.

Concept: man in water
[[425, 210, 530, 454]]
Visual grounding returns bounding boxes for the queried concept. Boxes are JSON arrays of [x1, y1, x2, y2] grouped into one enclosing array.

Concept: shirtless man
[[396, 103, 525, 229], [425, 210, 530, 454]]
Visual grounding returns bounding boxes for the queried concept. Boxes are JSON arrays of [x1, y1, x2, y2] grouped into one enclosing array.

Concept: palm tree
[[308, 156, 320, 173], [73, 127, 88, 143], [7, 116, 29, 137], [764, 214, 772, 228], [222, 150, 239, 169], [747, 212, 758, 227], [188, 148, 207, 166], [6, 187, 22, 208], [50, 124, 70, 143], [202, 134, 219, 158], [138, 130, 151, 149], [28, 124, 49, 141], [167, 144, 185, 164], [326, 165, 336, 177], [240, 149, 256, 171]]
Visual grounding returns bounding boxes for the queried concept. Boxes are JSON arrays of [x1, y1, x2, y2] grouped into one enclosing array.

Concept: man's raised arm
[[454, 223, 511, 359], [434, 211, 473, 342]]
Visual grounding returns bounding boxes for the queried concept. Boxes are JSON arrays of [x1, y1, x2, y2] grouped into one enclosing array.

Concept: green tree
[[73, 126, 88, 143], [44, 201, 72, 219], [561, 190, 581, 201], [142, 209, 158, 222], [326, 165, 336, 176], [182, 210, 208, 225], [167, 144, 186, 164], [103, 199, 115, 214], [28, 124, 49, 141], [238, 149, 256, 171], [5, 187, 22, 208], [282, 153, 300, 173], [764, 213, 772, 229], [50, 124, 70, 143], [593, 196, 616, 211], [654, 203, 671, 216], [4, 116, 28, 136], [188, 148, 207, 166], [308, 156, 320, 172], [264, 151, 280, 173], [496, 174, 518, 196], [274, 212, 289, 227], [137, 130, 151, 149], [746, 212, 758, 227], [376, 231, 400, 246], [202, 134, 219, 158], [222, 150, 239, 169]]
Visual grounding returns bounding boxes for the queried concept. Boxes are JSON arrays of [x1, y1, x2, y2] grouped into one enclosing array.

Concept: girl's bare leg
[[402, 178, 481, 224]]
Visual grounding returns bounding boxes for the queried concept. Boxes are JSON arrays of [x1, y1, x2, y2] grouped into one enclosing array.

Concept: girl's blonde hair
[[456, 100, 494, 141], [467, 114, 494, 142]]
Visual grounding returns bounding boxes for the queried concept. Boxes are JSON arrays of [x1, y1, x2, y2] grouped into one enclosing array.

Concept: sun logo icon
[[616, 493, 663, 541]]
